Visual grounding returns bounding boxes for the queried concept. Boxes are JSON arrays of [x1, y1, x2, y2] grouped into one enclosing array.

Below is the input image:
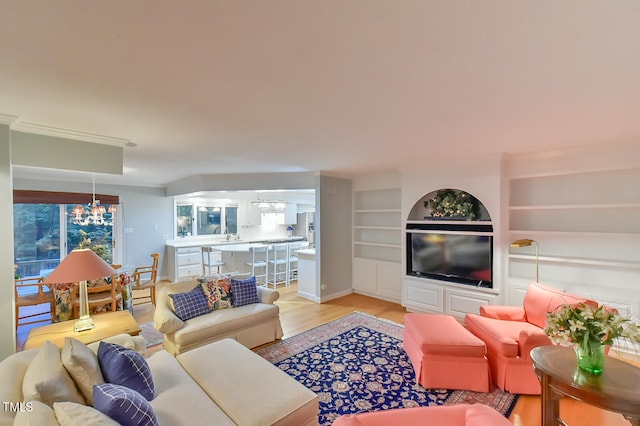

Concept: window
[[13, 204, 116, 278], [174, 200, 238, 238]]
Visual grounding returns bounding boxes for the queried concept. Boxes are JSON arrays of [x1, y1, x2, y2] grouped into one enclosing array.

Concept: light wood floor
[[18, 283, 633, 426]]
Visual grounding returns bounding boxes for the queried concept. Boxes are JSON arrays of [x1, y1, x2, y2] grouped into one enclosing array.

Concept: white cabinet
[[353, 258, 402, 301], [284, 203, 297, 224], [403, 276, 498, 320], [352, 188, 402, 301], [167, 245, 202, 281]]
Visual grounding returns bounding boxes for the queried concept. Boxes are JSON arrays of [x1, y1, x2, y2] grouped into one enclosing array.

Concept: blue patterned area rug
[[256, 312, 518, 425]]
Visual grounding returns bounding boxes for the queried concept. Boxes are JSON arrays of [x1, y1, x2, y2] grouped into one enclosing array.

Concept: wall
[[12, 178, 173, 277], [0, 121, 15, 360], [318, 174, 353, 301]]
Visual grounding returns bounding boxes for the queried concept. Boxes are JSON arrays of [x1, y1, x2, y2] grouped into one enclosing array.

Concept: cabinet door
[[284, 203, 297, 224], [352, 258, 378, 292]]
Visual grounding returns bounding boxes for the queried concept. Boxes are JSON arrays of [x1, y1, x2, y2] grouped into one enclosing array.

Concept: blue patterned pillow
[[168, 285, 210, 321], [97, 342, 155, 401], [231, 276, 260, 307], [93, 383, 157, 426]]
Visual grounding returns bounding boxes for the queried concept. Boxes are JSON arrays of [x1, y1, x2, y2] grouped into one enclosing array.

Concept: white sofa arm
[[257, 286, 280, 304], [154, 285, 185, 334]]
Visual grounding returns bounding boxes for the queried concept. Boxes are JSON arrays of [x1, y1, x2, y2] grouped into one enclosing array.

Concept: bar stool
[[246, 245, 269, 286], [267, 244, 290, 288], [287, 242, 303, 282], [202, 246, 224, 275]]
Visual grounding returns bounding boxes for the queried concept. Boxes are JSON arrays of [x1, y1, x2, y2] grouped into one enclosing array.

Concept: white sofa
[[154, 278, 284, 355], [0, 335, 319, 426]]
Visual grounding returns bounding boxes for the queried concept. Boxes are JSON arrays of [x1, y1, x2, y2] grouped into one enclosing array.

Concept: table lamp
[[44, 249, 116, 332], [510, 238, 539, 283]]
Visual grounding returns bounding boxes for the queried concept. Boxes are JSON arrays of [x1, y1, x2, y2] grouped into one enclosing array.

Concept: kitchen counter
[[296, 248, 318, 302], [166, 236, 303, 248], [166, 237, 306, 281]]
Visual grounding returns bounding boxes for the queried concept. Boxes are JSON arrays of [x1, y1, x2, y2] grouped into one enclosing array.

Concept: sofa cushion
[[169, 285, 210, 321], [97, 342, 155, 401], [53, 401, 119, 426], [176, 338, 318, 426], [13, 400, 58, 426], [523, 282, 587, 328], [201, 277, 233, 310], [93, 383, 158, 426], [171, 303, 280, 347], [231, 276, 260, 307], [61, 337, 105, 405], [465, 313, 543, 358], [22, 341, 86, 407], [145, 349, 235, 425]]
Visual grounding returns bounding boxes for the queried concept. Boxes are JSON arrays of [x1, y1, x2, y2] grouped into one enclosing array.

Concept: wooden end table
[[531, 345, 640, 426], [23, 310, 141, 350]]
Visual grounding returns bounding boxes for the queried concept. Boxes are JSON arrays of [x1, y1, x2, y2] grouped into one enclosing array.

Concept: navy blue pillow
[[93, 383, 157, 426], [231, 276, 260, 307], [97, 342, 155, 401], [169, 285, 210, 321]]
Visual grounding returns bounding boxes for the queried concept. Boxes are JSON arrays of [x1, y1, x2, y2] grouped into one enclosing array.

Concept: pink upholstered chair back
[[523, 282, 592, 328]]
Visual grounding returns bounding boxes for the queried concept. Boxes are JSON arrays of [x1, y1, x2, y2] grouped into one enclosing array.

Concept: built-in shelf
[[509, 254, 640, 270], [507, 166, 640, 313], [510, 203, 640, 210], [353, 188, 402, 301]]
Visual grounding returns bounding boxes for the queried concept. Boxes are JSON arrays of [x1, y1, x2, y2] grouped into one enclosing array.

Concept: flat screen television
[[406, 232, 493, 288]]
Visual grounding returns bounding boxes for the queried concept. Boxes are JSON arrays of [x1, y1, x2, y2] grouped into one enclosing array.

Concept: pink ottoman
[[403, 313, 490, 392]]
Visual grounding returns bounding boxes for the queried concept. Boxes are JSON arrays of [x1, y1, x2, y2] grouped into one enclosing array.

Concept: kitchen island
[[295, 248, 318, 301], [165, 237, 305, 281], [216, 243, 270, 274]]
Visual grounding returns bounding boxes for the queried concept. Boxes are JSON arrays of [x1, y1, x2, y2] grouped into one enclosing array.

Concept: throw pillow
[[230, 276, 260, 307], [93, 383, 158, 426], [61, 337, 105, 405], [22, 341, 86, 406], [97, 342, 155, 401], [13, 400, 57, 426], [201, 276, 233, 310], [168, 285, 210, 321], [53, 401, 119, 426]]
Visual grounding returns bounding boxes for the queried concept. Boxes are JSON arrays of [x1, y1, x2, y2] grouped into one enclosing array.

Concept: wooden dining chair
[[15, 277, 56, 330], [71, 274, 122, 318], [132, 253, 160, 305]]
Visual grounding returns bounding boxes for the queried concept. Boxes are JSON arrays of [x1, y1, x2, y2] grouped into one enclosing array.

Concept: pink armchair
[[332, 404, 513, 426], [464, 282, 594, 394]]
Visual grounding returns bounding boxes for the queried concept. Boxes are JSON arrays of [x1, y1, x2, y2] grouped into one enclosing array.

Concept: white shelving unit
[[507, 168, 640, 311], [352, 188, 402, 301]]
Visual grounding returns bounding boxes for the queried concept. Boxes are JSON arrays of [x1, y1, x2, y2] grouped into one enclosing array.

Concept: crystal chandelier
[[70, 175, 117, 226]]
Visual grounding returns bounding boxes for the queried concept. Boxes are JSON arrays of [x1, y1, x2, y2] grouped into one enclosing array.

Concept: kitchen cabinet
[[167, 245, 202, 281]]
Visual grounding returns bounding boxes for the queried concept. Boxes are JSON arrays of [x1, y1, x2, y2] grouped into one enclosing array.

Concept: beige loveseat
[[154, 278, 284, 355], [0, 335, 318, 426]]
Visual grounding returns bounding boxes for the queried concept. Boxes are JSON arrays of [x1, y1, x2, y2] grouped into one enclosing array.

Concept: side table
[[531, 345, 640, 426], [23, 310, 141, 350]]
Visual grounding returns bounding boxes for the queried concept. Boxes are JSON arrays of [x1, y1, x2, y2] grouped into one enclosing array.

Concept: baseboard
[[319, 289, 353, 303]]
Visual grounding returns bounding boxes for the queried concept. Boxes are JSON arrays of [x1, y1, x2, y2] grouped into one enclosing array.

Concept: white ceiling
[[2, 1, 640, 187]]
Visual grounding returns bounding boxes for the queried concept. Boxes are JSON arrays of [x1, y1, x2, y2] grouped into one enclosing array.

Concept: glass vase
[[574, 341, 605, 375]]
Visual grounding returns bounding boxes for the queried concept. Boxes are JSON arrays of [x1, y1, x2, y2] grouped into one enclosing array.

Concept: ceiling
[[2, 1, 640, 187]]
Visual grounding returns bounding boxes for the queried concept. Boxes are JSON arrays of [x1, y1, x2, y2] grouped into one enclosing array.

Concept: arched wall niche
[[405, 188, 494, 289], [407, 188, 492, 222]]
